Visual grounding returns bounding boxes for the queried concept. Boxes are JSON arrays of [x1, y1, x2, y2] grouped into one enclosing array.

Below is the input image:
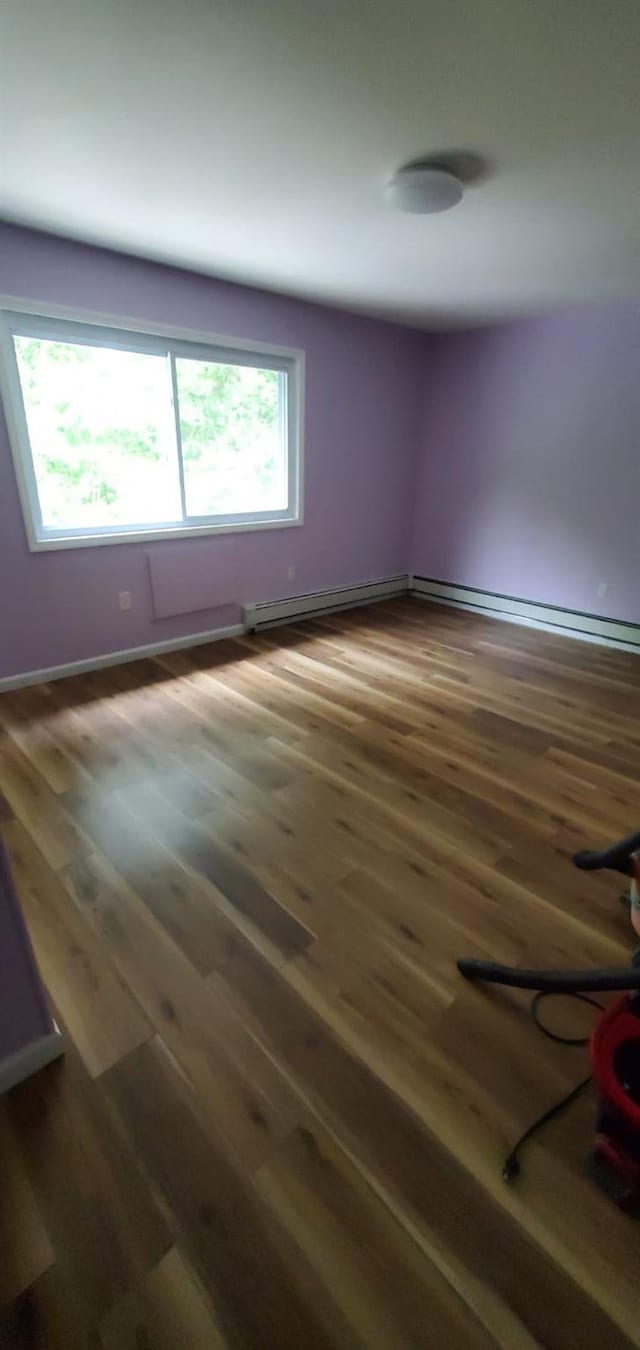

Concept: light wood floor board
[[1, 598, 640, 1347]]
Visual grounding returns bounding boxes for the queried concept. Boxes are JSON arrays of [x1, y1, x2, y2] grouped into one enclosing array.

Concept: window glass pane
[[14, 337, 181, 530], [175, 358, 286, 517]]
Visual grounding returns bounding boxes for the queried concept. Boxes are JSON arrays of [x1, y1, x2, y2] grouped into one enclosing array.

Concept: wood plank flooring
[[1, 597, 640, 1348]]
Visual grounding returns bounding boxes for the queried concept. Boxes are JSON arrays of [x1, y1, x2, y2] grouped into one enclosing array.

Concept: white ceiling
[[2, 0, 640, 326]]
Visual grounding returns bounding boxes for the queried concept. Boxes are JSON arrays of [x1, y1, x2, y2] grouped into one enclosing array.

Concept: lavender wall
[[411, 309, 640, 624], [3, 226, 639, 681], [0, 225, 424, 679]]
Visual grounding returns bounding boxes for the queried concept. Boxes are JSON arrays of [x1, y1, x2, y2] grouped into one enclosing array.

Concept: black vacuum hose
[[457, 957, 640, 993]]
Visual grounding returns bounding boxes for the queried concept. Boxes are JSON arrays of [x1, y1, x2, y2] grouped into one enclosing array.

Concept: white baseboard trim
[[244, 574, 409, 630], [0, 1028, 65, 1096], [8, 571, 632, 691], [410, 576, 640, 653], [0, 623, 246, 693]]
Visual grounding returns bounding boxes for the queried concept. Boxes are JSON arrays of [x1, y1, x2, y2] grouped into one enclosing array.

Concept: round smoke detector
[[387, 160, 464, 215]]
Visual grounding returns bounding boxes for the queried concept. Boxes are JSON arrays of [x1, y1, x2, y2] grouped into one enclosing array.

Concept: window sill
[[27, 514, 303, 553]]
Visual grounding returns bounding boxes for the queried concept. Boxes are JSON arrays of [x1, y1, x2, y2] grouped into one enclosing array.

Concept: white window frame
[[0, 300, 304, 552]]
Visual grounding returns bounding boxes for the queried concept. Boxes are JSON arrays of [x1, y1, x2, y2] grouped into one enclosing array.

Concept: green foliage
[[176, 358, 281, 514]]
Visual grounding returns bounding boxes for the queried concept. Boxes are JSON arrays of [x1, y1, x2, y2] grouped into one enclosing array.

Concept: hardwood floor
[[1, 597, 640, 1348]]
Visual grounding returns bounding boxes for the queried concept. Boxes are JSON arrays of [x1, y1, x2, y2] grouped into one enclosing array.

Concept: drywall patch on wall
[[147, 540, 243, 619]]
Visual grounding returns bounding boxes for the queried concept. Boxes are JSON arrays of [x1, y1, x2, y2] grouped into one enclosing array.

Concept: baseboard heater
[[243, 574, 409, 631], [410, 576, 640, 652]]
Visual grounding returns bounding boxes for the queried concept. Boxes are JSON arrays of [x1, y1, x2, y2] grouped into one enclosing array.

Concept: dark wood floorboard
[[1, 598, 640, 1348]]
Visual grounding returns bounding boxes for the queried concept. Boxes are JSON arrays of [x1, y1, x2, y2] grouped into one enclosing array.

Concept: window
[[0, 310, 303, 550]]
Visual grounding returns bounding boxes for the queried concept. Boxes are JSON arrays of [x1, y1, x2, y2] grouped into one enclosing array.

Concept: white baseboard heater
[[410, 576, 640, 652], [243, 574, 409, 631]]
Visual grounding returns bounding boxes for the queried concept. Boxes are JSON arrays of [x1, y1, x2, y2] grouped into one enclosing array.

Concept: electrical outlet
[[287, 564, 296, 581], [118, 590, 132, 611], [596, 581, 608, 600]]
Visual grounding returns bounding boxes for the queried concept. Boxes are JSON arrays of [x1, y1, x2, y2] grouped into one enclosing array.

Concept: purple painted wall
[[2, 226, 639, 680], [411, 309, 640, 624], [0, 225, 424, 679]]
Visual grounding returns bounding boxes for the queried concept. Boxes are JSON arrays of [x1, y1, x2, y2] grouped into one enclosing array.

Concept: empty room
[[1, 1, 640, 1346]]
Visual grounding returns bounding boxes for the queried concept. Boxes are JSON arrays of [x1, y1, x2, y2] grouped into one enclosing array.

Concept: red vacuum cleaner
[[590, 993, 640, 1210], [457, 830, 640, 1211]]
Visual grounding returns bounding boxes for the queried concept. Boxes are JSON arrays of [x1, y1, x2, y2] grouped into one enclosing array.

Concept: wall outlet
[[118, 590, 132, 611], [287, 565, 296, 581], [596, 581, 608, 600]]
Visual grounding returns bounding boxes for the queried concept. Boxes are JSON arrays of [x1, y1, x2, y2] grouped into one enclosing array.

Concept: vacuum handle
[[457, 957, 640, 993]]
